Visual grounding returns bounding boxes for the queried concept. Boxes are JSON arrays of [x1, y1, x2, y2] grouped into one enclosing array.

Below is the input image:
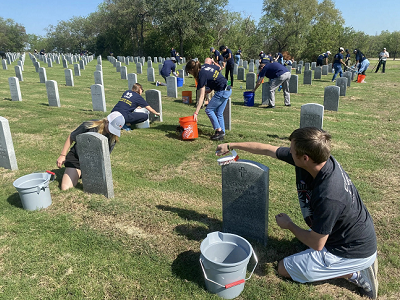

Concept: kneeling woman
[[112, 83, 160, 129], [56, 111, 125, 190], [185, 60, 232, 140]]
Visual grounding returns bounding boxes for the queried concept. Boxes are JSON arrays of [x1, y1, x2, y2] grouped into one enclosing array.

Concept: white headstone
[[8, 77, 22, 101], [46, 80, 61, 107], [0, 116, 18, 170], [91, 84, 107, 112]]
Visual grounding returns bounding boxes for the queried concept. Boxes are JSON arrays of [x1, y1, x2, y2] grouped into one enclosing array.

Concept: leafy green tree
[[0, 17, 28, 51]]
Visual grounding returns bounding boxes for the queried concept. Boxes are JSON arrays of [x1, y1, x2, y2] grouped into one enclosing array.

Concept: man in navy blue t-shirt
[[211, 47, 224, 68], [216, 127, 378, 299], [157, 57, 178, 86], [253, 62, 291, 108]]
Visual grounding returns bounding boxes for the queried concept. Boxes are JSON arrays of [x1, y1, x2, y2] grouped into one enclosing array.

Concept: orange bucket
[[182, 91, 192, 104], [179, 116, 198, 140]]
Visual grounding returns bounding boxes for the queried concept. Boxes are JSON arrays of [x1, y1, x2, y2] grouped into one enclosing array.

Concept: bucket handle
[[199, 250, 258, 289], [36, 170, 56, 194]]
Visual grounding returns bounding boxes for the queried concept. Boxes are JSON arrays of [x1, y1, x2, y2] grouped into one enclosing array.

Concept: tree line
[[2, 0, 399, 62]]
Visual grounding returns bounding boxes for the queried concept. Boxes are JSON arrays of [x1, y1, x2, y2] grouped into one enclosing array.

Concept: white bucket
[[12, 171, 56, 211], [134, 107, 150, 129], [200, 231, 258, 299]]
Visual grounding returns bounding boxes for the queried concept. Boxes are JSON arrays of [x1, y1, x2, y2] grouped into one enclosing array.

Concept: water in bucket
[[200, 231, 258, 299], [13, 171, 55, 211]]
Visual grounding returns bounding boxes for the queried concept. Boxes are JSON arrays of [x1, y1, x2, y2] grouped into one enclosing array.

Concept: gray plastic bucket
[[13, 171, 55, 211], [200, 231, 258, 299]]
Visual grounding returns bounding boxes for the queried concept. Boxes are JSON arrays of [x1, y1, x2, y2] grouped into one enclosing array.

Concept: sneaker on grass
[[348, 259, 378, 299], [210, 130, 225, 141]]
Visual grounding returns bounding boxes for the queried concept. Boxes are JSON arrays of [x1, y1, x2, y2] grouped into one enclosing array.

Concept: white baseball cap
[[327, 51, 331, 54], [107, 111, 125, 137]]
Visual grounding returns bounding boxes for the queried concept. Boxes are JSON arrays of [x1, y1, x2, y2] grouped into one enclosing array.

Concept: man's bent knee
[[278, 259, 291, 279]]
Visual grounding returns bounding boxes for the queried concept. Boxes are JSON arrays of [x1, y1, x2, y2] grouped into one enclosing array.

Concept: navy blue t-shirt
[[259, 53, 266, 59], [318, 53, 328, 61], [276, 147, 377, 259], [197, 64, 227, 91], [222, 48, 234, 65], [111, 90, 149, 119], [213, 50, 223, 61], [160, 60, 176, 77], [258, 62, 289, 79], [355, 51, 366, 62], [170, 49, 176, 57], [333, 53, 343, 64]]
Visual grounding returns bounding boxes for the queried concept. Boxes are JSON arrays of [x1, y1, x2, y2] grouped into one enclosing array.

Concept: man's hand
[[275, 213, 293, 229]]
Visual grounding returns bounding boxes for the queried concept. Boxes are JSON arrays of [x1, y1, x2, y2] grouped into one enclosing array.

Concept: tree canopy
[[2, 0, 399, 60]]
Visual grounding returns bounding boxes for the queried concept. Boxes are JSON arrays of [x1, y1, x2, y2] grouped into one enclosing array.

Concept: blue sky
[[1, 0, 399, 37]]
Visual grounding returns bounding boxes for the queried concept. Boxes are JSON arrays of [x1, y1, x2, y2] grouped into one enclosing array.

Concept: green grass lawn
[[0, 55, 399, 299]]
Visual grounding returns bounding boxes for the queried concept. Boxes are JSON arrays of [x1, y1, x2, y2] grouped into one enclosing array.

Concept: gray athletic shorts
[[284, 247, 377, 283]]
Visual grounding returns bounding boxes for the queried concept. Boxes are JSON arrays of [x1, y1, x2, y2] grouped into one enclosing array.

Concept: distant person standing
[[317, 51, 331, 66], [345, 49, 351, 68], [40, 49, 45, 55], [220, 45, 234, 86], [331, 47, 346, 82], [375, 48, 389, 73], [354, 49, 370, 83], [170, 47, 176, 58], [235, 47, 242, 65]]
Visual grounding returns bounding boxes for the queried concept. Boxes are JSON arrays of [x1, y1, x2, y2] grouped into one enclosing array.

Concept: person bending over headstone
[[317, 51, 331, 66], [185, 59, 232, 141], [253, 62, 291, 108], [354, 49, 370, 83], [156, 57, 177, 86], [56, 111, 125, 190], [111, 83, 160, 130], [216, 127, 378, 299]]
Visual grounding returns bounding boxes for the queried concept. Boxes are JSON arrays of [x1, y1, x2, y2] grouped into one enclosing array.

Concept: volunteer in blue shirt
[[235, 48, 242, 65], [354, 49, 370, 83], [332, 47, 346, 82], [345, 49, 351, 68], [274, 52, 284, 64], [156, 57, 178, 86], [210, 47, 224, 69], [220, 45, 235, 86], [185, 60, 232, 140], [259, 51, 266, 64], [253, 62, 291, 108], [111, 83, 160, 129], [317, 51, 331, 66]]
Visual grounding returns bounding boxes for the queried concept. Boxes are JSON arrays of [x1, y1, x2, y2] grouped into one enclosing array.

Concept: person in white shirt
[[375, 48, 389, 73]]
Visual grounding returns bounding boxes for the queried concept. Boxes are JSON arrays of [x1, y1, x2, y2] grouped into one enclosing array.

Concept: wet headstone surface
[[289, 74, 298, 93], [314, 66, 322, 79], [246, 73, 256, 90], [166, 76, 177, 98], [145, 89, 163, 122], [303, 70, 312, 85], [222, 160, 269, 246]]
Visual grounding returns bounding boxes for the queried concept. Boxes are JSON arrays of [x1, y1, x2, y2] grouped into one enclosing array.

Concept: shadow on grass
[[171, 250, 205, 288], [156, 205, 222, 241], [7, 192, 23, 209], [3, 98, 12, 101]]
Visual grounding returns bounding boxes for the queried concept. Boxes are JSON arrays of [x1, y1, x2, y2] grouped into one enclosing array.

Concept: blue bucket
[[177, 77, 183, 87], [243, 91, 254, 106]]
